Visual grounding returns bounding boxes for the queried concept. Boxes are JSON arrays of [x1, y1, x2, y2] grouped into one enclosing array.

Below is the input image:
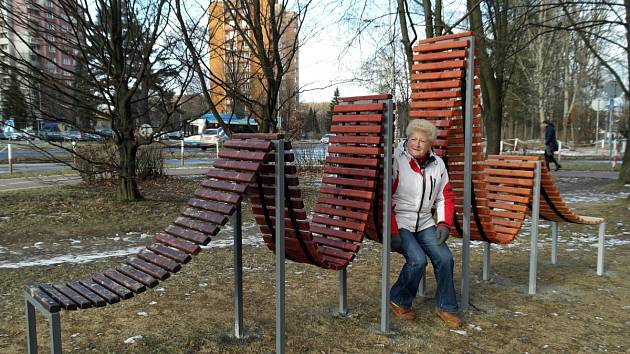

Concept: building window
[[46, 12, 54, 19], [45, 1, 53, 8], [0, 44, 7, 51], [62, 57, 71, 65], [48, 45, 55, 53]]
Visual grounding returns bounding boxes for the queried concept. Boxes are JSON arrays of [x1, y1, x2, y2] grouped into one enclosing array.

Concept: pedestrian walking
[[543, 120, 562, 171]]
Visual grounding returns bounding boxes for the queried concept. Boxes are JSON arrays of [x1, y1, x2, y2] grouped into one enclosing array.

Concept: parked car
[[184, 128, 222, 150], [320, 133, 336, 144]]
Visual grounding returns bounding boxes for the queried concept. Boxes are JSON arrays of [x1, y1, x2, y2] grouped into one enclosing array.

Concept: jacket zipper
[[429, 176, 435, 202], [415, 169, 426, 232]]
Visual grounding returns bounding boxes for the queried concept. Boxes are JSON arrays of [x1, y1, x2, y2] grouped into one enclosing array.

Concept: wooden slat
[[313, 236, 360, 253], [328, 136, 382, 144], [200, 179, 248, 194], [332, 103, 385, 113], [206, 169, 256, 183], [172, 218, 218, 238], [324, 166, 378, 178], [127, 256, 171, 280], [313, 205, 368, 221], [137, 250, 182, 273], [180, 207, 228, 226], [194, 188, 242, 204], [118, 266, 159, 288], [332, 114, 383, 123], [310, 225, 363, 242], [222, 140, 273, 151], [24, 284, 61, 313], [38, 284, 78, 310], [485, 176, 534, 187], [187, 198, 235, 215], [104, 270, 146, 294], [165, 224, 212, 244], [319, 187, 374, 202], [52, 283, 91, 309], [322, 176, 375, 189], [77, 278, 120, 304], [325, 156, 379, 167], [330, 125, 383, 134], [487, 201, 528, 212], [155, 233, 202, 255], [91, 274, 134, 299], [213, 159, 261, 172], [317, 196, 372, 211], [327, 146, 381, 155], [312, 215, 365, 232], [66, 282, 107, 307]]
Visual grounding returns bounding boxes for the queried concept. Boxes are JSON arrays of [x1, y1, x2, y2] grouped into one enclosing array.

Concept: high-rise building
[[0, 0, 80, 126], [208, 0, 299, 126]]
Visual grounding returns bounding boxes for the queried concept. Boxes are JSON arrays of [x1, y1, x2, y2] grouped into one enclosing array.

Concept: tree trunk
[[116, 140, 142, 201], [619, 0, 630, 183], [422, 0, 434, 38]]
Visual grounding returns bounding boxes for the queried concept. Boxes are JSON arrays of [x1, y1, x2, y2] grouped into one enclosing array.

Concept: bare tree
[[0, 0, 193, 201], [173, 0, 309, 135]]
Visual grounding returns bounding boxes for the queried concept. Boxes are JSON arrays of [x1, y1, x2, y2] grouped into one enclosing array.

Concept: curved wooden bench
[[24, 95, 392, 352]]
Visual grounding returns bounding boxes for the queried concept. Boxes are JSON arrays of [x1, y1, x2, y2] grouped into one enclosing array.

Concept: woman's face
[[407, 131, 432, 160]]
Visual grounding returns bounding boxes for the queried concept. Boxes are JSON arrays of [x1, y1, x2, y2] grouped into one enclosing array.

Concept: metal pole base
[[337, 268, 348, 317], [597, 222, 606, 276], [25, 293, 62, 354]]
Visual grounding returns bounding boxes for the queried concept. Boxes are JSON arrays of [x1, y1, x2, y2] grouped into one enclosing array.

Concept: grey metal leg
[[338, 268, 348, 316], [529, 161, 542, 295], [25, 297, 37, 354], [275, 139, 286, 354], [417, 273, 426, 297], [49, 313, 62, 354], [233, 202, 244, 338], [551, 222, 558, 265], [380, 99, 393, 333], [597, 222, 606, 276], [482, 242, 491, 281]]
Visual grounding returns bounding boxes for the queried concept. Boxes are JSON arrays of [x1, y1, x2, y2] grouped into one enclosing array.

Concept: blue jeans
[[390, 226, 459, 312]]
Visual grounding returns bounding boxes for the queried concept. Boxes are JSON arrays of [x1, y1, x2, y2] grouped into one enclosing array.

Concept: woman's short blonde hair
[[406, 119, 437, 142]]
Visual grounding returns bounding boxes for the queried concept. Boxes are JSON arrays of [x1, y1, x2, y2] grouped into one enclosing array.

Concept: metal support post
[[233, 202, 244, 338], [24, 292, 62, 354], [275, 139, 286, 354], [482, 242, 491, 281], [417, 273, 426, 297], [528, 161, 542, 295], [597, 222, 606, 276], [180, 140, 184, 166], [338, 268, 348, 316], [25, 297, 37, 354], [460, 36, 476, 310], [49, 313, 62, 354], [551, 222, 558, 265], [380, 99, 394, 333], [8, 143, 13, 174]]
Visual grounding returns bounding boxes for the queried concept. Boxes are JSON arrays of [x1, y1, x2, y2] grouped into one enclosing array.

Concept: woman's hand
[[391, 233, 402, 252], [436, 225, 450, 244]]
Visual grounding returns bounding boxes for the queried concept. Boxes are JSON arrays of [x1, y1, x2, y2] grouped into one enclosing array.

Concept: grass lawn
[[0, 175, 629, 353]]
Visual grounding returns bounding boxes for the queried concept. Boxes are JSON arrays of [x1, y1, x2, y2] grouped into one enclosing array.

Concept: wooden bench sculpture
[[24, 31, 608, 353], [24, 95, 393, 353]]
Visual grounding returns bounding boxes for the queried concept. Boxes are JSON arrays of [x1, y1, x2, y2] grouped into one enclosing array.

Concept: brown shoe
[[389, 302, 416, 321], [436, 308, 461, 329]]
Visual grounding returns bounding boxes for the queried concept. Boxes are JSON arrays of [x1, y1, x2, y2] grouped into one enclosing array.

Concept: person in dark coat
[[543, 120, 561, 171]]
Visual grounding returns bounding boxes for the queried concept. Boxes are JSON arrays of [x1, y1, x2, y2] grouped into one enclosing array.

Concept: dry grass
[[0, 176, 628, 353]]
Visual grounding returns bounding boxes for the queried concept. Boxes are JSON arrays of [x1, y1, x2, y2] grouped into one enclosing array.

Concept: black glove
[[391, 233, 402, 253], [436, 225, 450, 245]]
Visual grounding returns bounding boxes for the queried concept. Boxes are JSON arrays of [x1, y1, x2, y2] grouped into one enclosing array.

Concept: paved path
[[0, 167, 210, 192]]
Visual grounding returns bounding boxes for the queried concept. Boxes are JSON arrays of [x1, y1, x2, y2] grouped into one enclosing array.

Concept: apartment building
[[0, 0, 79, 126], [208, 0, 299, 127]]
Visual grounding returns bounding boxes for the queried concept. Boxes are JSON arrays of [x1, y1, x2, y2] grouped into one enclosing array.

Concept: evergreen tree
[[325, 87, 340, 132], [1, 75, 28, 128]]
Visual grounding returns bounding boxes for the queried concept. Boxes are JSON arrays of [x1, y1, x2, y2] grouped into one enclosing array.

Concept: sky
[[296, 1, 395, 103]]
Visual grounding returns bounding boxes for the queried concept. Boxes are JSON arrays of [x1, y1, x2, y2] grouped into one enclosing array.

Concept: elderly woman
[[389, 119, 461, 329]]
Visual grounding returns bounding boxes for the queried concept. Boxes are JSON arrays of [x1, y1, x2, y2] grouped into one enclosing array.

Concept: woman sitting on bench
[[389, 119, 461, 329]]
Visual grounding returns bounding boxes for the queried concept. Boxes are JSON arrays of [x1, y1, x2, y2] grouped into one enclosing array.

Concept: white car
[[184, 128, 222, 150], [320, 133, 336, 144]]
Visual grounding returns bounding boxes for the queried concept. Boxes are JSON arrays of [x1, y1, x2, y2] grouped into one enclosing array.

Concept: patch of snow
[[513, 311, 528, 317], [467, 324, 482, 332], [70, 333, 80, 338], [136, 312, 148, 317], [149, 301, 157, 305], [124, 335, 143, 344], [0, 246, 144, 269], [155, 288, 165, 292], [198, 283, 207, 287], [33, 242, 44, 248], [450, 329, 467, 336]]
